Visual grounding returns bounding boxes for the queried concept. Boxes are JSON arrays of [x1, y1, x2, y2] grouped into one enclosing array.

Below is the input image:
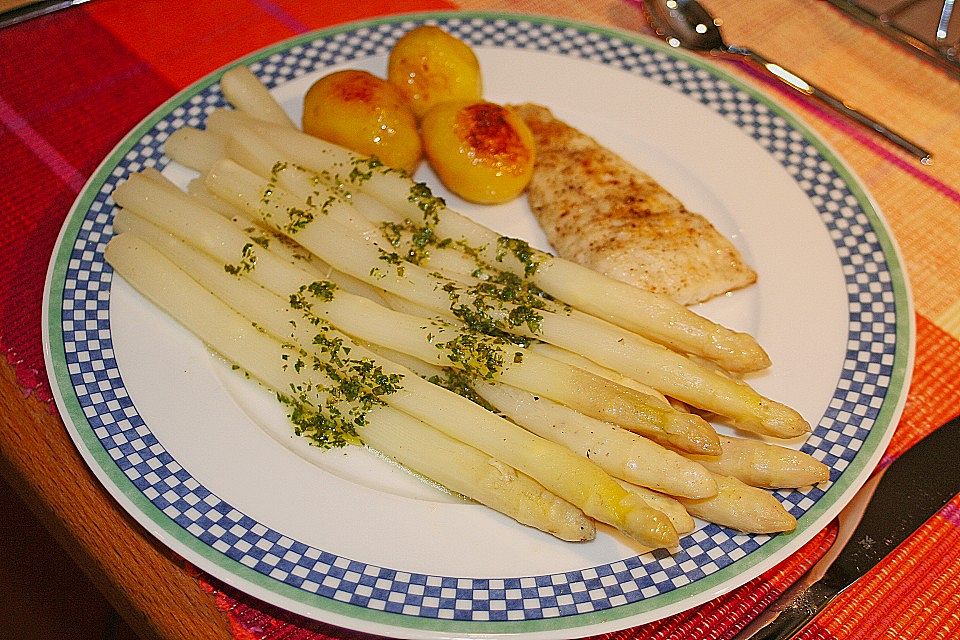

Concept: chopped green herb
[[426, 369, 500, 414], [283, 206, 314, 234], [275, 307, 405, 450], [249, 233, 271, 249], [224, 242, 257, 275], [288, 281, 337, 319], [377, 250, 406, 277], [496, 237, 542, 276], [348, 157, 385, 184], [438, 330, 512, 380], [408, 182, 445, 226], [307, 280, 337, 302]]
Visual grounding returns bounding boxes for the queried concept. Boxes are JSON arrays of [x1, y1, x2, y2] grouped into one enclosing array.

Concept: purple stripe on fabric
[[940, 501, 960, 526], [732, 60, 960, 205], [250, 0, 310, 34], [0, 95, 86, 193], [31, 60, 155, 127]]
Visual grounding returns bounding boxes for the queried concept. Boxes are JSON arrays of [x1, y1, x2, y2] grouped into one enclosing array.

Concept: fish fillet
[[513, 103, 756, 305]]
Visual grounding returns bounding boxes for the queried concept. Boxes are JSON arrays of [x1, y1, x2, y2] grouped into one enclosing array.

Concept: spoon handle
[[731, 47, 932, 164]]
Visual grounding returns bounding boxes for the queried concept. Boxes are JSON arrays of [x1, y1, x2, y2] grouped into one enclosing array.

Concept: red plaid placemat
[[2, 1, 960, 638]]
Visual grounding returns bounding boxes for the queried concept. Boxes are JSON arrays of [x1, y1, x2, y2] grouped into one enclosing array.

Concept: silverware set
[[640, 0, 935, 164]]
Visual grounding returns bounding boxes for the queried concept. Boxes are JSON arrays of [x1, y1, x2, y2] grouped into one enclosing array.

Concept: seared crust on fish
[[512, 103, 756, 305]]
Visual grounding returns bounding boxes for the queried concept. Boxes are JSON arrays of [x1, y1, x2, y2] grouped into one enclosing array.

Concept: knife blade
[[734, 413, 960, 640]]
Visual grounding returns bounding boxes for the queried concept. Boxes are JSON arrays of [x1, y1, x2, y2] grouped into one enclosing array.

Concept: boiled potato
[[387, 26, 482, 119], [421, 101, 536, 204], [302, 70, 422, 174]]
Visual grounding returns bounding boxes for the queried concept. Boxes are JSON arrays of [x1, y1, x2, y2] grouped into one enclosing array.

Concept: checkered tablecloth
[[3, 1, 959, 639]]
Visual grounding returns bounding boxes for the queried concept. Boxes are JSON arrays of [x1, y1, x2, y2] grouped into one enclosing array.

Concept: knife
[[734, 413, 960, 640]]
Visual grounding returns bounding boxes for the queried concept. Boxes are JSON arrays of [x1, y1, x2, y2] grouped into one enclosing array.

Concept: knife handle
[[734, 578, 841, 640]]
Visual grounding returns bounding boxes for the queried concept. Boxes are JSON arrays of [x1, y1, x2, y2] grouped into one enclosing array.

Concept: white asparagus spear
[[686, 436, 829, 489], [107, 231, 679, 548], [472, 381, 717, 499], [359, 344, 698, 536], [185, 177, 390, 305], [615, 482, 695, 535], [201, 108, 769, 373], [105, 232, 594, 541], [111, 178, 720, 453], [353, 405, 596, 542], [352, 344, 696, 535], [164, 126, 227, 173], [365, 341, 716, 499], [219, 66, 296, 128], [186, 177, 245, 217], [677, 473, 797, 534], [221, 126, 448, 257], [202, 159, 806, 438], [527, 342, 671, 402]]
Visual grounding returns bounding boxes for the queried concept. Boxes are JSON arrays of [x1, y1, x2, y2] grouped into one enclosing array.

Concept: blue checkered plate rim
[[43, 11, 913, 638]]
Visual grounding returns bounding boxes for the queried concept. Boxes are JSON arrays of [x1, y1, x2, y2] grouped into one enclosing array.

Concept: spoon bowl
[[643, 0, 728, 53]]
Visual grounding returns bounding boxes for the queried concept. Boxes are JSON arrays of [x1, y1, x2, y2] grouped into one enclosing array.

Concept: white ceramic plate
[[43, 12, 914, 638]]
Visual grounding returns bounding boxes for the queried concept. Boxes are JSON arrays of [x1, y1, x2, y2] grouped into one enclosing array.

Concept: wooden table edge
[[0, 357, 232, 640]]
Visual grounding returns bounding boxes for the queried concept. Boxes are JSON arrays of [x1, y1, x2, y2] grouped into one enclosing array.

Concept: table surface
[[1, 1, 959, 639]]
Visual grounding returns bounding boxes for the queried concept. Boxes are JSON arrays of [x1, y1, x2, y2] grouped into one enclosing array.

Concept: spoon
[[640, 0, 933, 164]]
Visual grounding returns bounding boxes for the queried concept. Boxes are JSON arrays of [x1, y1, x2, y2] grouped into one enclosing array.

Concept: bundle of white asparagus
[[103, 67, 829, 549]]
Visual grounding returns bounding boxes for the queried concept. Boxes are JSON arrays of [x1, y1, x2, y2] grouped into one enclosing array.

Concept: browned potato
[[387, 25, 482, 119], [302, 70, 422, 174], [421, 101, 536, 204]]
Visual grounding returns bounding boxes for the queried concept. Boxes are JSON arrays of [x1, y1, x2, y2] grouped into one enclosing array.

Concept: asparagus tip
[[665, 412, 722, 456], [620, 494, 680, 549]]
